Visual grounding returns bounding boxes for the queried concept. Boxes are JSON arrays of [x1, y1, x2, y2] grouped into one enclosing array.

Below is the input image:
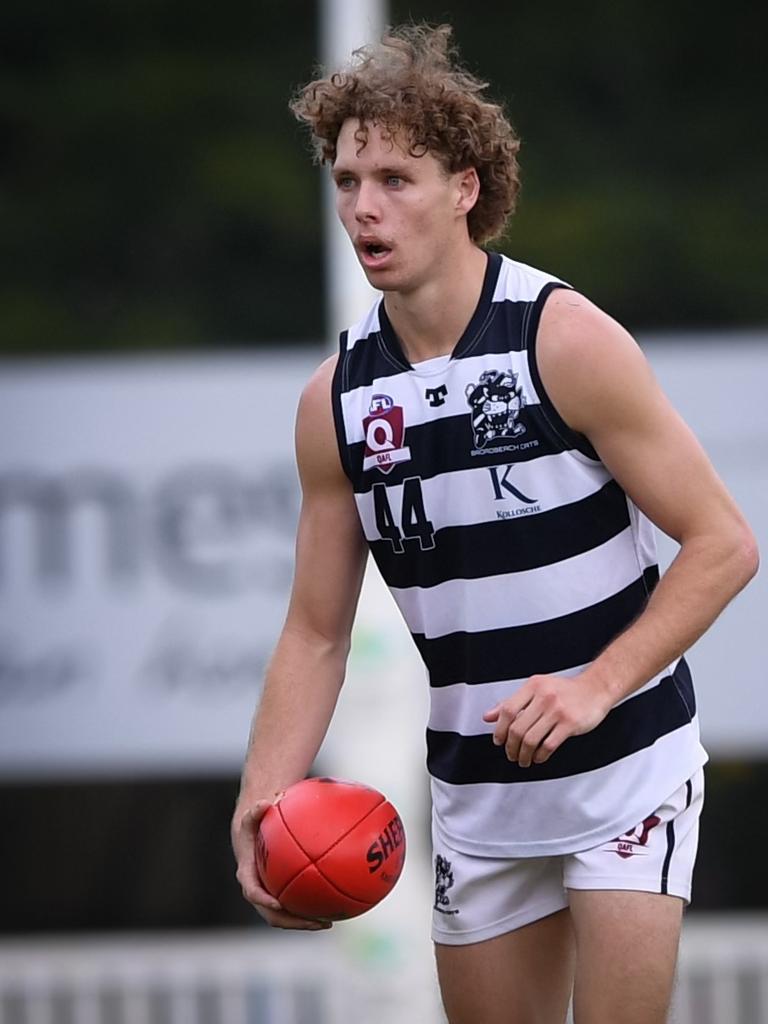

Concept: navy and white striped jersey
[[332, 251, 707, 857]]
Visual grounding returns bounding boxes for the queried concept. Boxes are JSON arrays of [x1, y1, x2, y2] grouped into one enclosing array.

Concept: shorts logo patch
[[363, 394, 412, 474], [434, 854, 460, 915], [603, 814, 662, 859]]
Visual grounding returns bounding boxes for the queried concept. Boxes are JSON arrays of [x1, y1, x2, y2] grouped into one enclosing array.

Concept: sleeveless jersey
[[331, 251, 707, 857]]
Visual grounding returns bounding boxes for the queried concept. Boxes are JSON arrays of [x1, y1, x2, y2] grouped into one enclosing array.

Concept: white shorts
[[432, 769, 704, 946]]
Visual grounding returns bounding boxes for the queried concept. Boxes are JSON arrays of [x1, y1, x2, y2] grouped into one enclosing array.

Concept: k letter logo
[[488, 465, 537, 503]]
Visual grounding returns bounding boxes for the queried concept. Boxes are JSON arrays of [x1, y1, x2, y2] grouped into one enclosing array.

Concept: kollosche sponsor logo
[[488, 465, 541, 519]]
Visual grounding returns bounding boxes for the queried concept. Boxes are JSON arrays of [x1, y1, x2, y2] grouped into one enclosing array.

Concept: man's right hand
[[232, 800, 332, 931]]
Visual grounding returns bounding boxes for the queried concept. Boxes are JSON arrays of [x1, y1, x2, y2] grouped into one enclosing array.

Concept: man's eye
[[386, 176, 403, 187], [336, 177, 355, 189]]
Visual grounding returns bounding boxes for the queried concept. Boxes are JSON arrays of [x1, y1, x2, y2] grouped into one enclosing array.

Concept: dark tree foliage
[[1, 0, 765, 353], [395, 0, 768, 331], [0, 0, 321, 352]]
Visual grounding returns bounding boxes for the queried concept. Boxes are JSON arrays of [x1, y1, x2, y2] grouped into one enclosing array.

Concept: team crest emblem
[[465, 369, 526, 448], [363, 394, 412, 473]]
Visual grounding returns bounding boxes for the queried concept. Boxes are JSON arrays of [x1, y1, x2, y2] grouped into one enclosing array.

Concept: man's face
[[332, 119, 470, 293]]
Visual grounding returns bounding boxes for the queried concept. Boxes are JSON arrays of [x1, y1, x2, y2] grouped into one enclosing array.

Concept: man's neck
[[383, 245, 488, 364]]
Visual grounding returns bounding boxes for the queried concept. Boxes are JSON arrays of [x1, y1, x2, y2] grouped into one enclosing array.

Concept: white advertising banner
[[1, 337, 766, 778], [1, 350, 321, 777]]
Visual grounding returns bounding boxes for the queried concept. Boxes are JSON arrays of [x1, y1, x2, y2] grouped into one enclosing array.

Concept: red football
[[255, 777, 406, 920]]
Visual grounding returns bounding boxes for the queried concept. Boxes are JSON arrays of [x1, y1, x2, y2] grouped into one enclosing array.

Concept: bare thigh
[[435, 908, 575, 1024], [569, 889, 684, 1024]]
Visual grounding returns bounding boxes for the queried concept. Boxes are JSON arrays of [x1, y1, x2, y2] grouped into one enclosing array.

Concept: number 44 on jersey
[[372, 477, 435, 553]]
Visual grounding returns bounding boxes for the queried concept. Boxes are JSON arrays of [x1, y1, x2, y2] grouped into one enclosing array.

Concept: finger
[[259, 906, 333, 931], [482, 705, 500, 723], [237, 851, 286, 917], [234, 802, 282, 911], [504, 704, 541, 762], [532, 723, 570, 764], [492, 708, 514, 746], [233, 803, 267, 856], [242, 799, 274, 828], [237, 868, 283, 913], [232, 816, 258, 885], [241, 867, 332, 930], [517, 716, 555, 768]]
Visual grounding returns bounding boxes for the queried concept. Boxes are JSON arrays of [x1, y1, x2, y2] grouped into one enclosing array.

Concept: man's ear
[[455, 167, 480, 216]]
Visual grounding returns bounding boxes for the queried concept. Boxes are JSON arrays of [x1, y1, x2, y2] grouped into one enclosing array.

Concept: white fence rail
[[0, 930, 408, 1024], [1, 917, 768, 1024], [674, 916, 768, 1024]]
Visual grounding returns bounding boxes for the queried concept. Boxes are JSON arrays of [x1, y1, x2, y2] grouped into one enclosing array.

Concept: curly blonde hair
[[290, 24, 521, 244]]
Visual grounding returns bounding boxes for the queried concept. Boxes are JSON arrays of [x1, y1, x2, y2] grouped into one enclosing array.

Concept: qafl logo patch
[[465, 369, 526, 449], [363, 394, 412, 474], [602, 814, 662, 859]]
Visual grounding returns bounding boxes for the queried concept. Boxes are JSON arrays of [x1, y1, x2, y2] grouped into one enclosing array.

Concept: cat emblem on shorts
[[465, 369, 526, 448], [434, 854, 460, 915]]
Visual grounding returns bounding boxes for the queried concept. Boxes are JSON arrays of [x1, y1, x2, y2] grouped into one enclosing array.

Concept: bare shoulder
[[536, 288, 757, 559], [537, 289, 659, 436], [539, 288, 623, 341], [297, 354, 337, 424], [295, 354, 346, 488]]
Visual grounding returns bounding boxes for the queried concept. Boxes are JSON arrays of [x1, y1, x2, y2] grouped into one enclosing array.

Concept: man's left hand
[[482, 674, 614, 767]]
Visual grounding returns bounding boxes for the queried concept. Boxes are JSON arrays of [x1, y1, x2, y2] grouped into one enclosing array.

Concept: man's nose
[[355, 182, 380, 222]]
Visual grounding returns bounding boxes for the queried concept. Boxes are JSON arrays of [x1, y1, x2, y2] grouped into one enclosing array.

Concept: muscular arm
[[486, 291, 759, 766], [232, 355, 367, 923]]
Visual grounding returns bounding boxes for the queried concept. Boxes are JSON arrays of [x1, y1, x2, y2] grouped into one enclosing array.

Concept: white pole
[[321, 0, 387, 349], [318, 5, 442, 1023]]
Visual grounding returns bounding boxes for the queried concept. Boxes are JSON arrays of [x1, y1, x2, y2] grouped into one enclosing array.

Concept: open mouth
[[360, 240, 392, 264]]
